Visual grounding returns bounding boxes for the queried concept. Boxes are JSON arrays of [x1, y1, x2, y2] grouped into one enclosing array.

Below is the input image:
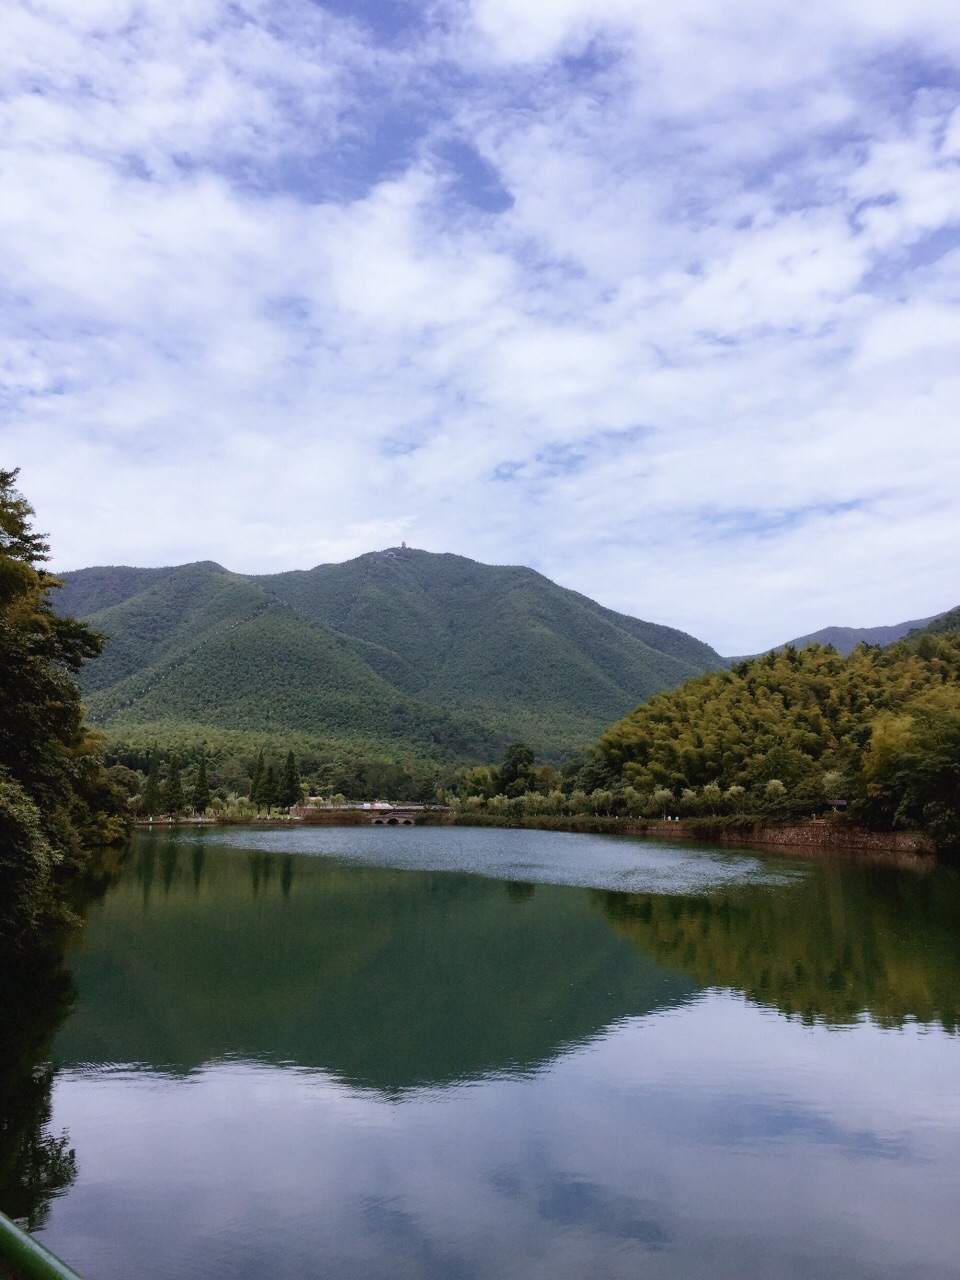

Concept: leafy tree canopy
[[0, 469, 127, 939], [592, 634, 960, 852]]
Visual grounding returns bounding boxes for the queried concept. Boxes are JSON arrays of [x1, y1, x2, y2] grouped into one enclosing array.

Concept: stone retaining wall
[[450, 813, 936, 859], [637, 820, 935, 856]]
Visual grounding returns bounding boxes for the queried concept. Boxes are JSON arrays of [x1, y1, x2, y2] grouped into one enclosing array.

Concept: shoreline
[[451, 815, 937, 860], [132, 812, 937, 860]]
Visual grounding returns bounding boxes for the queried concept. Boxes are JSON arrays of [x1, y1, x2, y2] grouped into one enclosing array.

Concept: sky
[[3, 0, 960, 653]]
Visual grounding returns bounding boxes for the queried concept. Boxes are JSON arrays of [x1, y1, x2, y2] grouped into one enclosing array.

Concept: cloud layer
[[3, 0, 959, 650]]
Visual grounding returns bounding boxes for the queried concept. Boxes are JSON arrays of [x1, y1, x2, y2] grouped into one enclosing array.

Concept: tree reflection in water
[[0, 942, 77, 1231], [0, 844, 130, 1230], [595, 857, 960, 1030]]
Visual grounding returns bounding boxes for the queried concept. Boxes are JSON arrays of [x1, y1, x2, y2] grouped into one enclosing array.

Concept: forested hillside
[[57, 550, 723, 761], [589, 631, 960, 852], [916, 605, 960, 637]]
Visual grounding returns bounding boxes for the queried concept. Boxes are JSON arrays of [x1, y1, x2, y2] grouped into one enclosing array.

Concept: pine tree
[[162, 756, 185, 816], [192, 755, 211, 815], [250, 751, 265, 815], [142, 754, 161, 816], [261, 761, 279, 815], [280, 751, 301, 811]]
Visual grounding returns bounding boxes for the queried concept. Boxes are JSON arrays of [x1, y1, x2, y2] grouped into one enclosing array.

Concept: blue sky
[[3, 0, 960, 652]]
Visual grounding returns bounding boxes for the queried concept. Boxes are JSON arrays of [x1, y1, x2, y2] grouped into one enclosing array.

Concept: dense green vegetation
[[102, 741, 447, 813], [444, 618, 960, 856], [0, 470, 127, 943], [576, 630, 960, 852], [915, 605, 960, 637], [56, 551, 722, 762], [45, 517, 960, 846]]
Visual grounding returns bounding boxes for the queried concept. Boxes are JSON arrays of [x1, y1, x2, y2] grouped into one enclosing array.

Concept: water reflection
[[595, 858, 960, 1029], [53, 836, 695, 1087], [0, 941, 78, 1230], [505, 879, 536, 903], [10, 831, 960, 1280], [56, 832, 960, 1096], [0, 844, 128, 1230]]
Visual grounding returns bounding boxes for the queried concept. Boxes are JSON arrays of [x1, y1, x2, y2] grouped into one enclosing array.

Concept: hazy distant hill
[[779, 617, 938, 655], [57, 549, 723, 760], [729, 613, 943, 661]]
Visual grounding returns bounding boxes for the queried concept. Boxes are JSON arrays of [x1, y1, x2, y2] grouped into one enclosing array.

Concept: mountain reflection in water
[[3, 828, 958, 1280], [52, 835, 698, 1088], [54, 832, 960, 1091]]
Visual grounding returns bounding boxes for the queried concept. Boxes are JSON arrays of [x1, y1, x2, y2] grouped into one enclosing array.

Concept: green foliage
[[498, 742, 535, 797], [261, 761, 279, 814], [279, 751, 301, 810], [313, 757, 440, 803], [0, 774, 57, 941], [860, 685, 960, 853], [101, 740, 449, 808], [250, 751, 265, 813], [161, 756, 185, 815], [142, 754, 161, 816], [57, 550, 722, 762], [591, 633, 960, 851], [0, 469, 128, 940], [191, 756, 211, 815], [913, 604, 960, 638]]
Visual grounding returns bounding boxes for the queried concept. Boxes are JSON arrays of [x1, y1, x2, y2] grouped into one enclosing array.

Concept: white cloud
[[2, 0, 960, 651]]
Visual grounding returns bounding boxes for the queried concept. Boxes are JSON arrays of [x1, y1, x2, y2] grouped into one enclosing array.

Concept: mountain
[[729, 612, 944, 660], [913, 606, 960, 637], [56, 549, 723, 761], [776, 616, 939, 655]]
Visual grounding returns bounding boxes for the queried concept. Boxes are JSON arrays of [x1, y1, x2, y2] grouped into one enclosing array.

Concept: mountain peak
[[56, 551, 722, 760]]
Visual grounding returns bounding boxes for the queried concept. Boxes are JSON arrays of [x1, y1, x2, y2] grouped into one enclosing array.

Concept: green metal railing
[[0, 1211, 83, 1280]]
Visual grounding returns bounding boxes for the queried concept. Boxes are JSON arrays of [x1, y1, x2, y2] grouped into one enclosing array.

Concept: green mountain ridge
[[55, 549, 722, 761], [915, 605, 960, 637]]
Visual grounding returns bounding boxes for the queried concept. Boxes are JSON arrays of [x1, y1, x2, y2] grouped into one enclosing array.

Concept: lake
[[8, 826, 960, 1279]]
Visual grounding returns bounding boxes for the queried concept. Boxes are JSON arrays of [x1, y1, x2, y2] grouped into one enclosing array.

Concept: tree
[[279, 751, 301, 811], [861, 690, 960, 853], [192, 756, 211, 815], [0, 775, 56, 939], [725, 784, 748, 814], [762, 778, 788, 818], [161, 756, 185, 816], [142, 754, 161, 816], [498, 742, 535, 798], [702, 782, 723, 815], [0, 469, 126, 938], [250, 751, 265, 815], [652, 787, 674, 820], [261, 761, 279, 815]]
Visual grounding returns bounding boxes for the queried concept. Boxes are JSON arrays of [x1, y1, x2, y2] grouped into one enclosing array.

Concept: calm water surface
[[10, 827, 960, 1278]]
